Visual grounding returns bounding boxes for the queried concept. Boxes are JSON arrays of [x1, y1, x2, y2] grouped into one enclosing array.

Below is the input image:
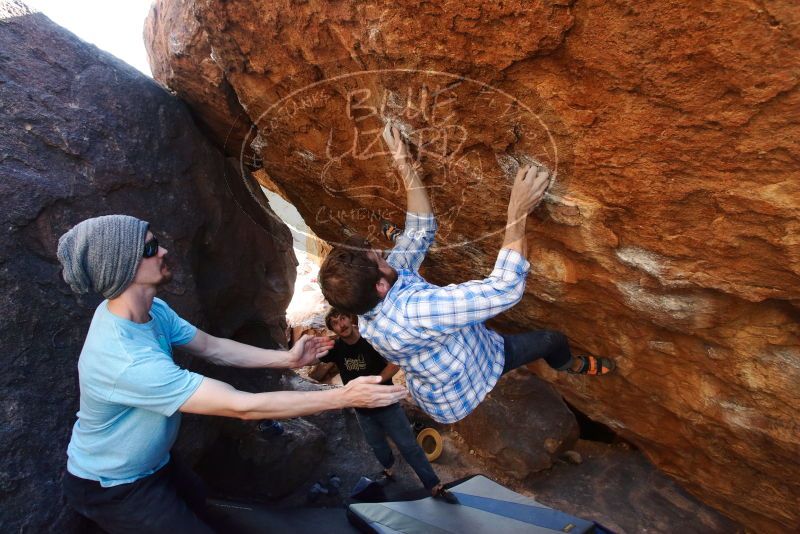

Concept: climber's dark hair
[[319, 235, 382, 315]]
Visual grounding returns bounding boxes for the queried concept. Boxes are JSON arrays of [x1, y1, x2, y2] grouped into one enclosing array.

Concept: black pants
[[501, 330, 574, 375], [63, 459, 214, 534], [356, 403, 440, 490]]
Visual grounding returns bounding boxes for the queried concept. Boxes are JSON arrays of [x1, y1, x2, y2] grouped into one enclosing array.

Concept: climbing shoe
[[327, 473, 342, 497], [567, 355, 616, 376], [257, 419, 285, 436], [432, 484, 459, 505], [375, 468, 395, 486], [307, 481, 329, 503], [381, 220, 402, 242]]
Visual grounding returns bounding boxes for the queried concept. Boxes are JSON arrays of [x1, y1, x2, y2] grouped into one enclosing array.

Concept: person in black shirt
[[321, 309, 457, 503]]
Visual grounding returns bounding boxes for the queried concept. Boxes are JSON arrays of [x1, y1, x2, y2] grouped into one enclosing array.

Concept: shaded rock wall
[[145, 1, 800, 531], [0, 2, 295, 530], [174, 322, 325, 502], [194, 417, 326, 500]]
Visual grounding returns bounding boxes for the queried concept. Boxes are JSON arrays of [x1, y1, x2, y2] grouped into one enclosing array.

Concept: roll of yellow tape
[[416, 427, 443, 462]]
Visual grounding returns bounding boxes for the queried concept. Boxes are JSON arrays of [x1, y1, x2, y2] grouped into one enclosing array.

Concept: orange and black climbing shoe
[[567, 355, 616, 376], [381, 220, 402, 242]]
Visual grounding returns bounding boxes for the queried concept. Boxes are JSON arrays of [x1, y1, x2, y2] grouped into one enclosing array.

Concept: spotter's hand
[[342, 375, 408, 408], [289, 334, 335, 368]]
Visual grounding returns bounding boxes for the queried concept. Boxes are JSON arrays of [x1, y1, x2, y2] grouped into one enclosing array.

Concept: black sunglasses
[[143, 237, 159, 258]]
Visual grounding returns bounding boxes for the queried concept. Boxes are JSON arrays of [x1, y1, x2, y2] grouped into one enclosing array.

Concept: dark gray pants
[[63, 458, 214, 534], [356, 403, 440, 490], [501, 330, 574, 375]]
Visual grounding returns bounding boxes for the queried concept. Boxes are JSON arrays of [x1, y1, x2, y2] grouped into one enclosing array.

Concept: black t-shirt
[[319, 337, 392, 386]]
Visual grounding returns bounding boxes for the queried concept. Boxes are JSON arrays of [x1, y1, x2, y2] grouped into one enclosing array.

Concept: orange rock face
[[145, 1, 800, 531]]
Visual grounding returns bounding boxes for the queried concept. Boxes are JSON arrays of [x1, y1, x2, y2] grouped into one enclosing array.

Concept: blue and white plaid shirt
[[360, 212, 530, 423]]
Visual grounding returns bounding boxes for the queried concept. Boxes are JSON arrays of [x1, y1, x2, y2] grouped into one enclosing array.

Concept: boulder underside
[[143, 1, 800, 532]]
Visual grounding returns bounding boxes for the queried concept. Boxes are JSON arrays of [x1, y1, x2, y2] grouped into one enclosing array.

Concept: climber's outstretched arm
[[383, 124, 432, 214], [382, 124, 435, 271], [502, 163, 550, 259]]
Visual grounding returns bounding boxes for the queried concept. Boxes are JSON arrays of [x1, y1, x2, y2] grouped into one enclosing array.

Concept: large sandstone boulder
[[0, 2, 295, 530], [145, 1, 800, 531], [453, 370, 580, 479], [144, 0, 249, 153]]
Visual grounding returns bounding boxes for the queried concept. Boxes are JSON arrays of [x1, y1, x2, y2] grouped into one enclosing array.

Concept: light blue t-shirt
[[66, 298, 203, 487]]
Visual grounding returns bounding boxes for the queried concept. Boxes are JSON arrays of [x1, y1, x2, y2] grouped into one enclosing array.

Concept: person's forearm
[[502, 211, 527, 257], [237, 388, 347, 419], [181, 375, 407, 419], [398, 160, 432, 214], [204, 336, 293, 368]]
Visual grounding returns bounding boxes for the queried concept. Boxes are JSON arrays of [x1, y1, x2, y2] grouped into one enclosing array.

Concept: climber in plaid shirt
[[320, 124, 616, 423]]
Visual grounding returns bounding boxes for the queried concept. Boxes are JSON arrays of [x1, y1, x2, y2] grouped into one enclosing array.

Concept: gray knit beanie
[[57, 215, 150, 299]]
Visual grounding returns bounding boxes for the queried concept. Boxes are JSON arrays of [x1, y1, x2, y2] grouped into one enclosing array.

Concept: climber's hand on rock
[[342, 375, 408, 408], [507, 163, 550, 220], [382, 123, 411, 166], [383, 122, 426, 195]]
